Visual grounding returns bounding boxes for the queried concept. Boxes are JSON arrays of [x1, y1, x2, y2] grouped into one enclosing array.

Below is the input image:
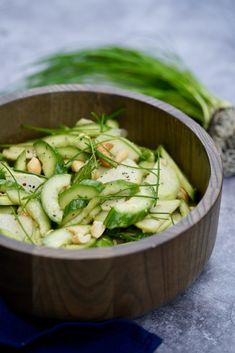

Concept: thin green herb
[[11, 207, 35, 244], [26, 46, 229, 129]]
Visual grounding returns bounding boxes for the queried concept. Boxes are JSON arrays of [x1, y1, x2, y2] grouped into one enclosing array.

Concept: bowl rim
[[0, 84, 223, 259]]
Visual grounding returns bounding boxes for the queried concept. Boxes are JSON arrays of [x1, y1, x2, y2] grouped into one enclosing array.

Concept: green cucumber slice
[[135, 217, 164, 233], [41, 174, 71, 223], [43, 133, 90, 151], [105, 184, 155, 229], [34, 140, 65, 178], [43, 229, 72, 248], [0, 214, 34, 241], [136, 200, 185, 234], [94, 211, 109, 223], [6, 188, 51, 235], [139, 147, 155, 162], [5, 170, 46, 193], [0, 195, 15, 205], [101, 198, 126, 211], [56, 146, 89, 161], [150, 199, 180, 215], [179, 200, 191, 217], [59, 179, 104, 210], [43, 225, 91, 248], [158, 146, 196, 201], [0, 206, 16, 214], [65, 238, 96, 249], [157, 159, 180, 200], [62, 180, 139, 226], [2, 146, 35, 161], [139, 161, 155, 176], [0, 179, 18, 193], [81, 206, 102, 224], [63, 199, 88, 218], [97, 159, 143, 184], [96, 236, 114, 247], [14, 150, 27, 171], [95, 134, 141, 161]]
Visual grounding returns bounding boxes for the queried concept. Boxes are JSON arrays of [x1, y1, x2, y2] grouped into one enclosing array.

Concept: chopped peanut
[[68, 225, 91, 244], [115, 149, 128, 163], [71, 160, 85, 173], [91, 169, 100, 180], [91, 221, 105, 239], [27, 157, 42, 174], [97, 142, 114, 167], [72, 233, 91, 244], [177, 187, 189, 202]]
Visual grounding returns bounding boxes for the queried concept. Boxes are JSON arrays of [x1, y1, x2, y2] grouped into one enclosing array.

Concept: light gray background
[[1, 0, 235, 352]]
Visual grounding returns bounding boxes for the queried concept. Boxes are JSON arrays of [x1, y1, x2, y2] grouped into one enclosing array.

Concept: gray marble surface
[[1, 0, 235, 352]]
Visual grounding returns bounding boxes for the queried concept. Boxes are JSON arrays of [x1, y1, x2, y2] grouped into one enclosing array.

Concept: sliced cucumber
[[158, 146, 196, 201], [157, 217, 173, 233], [62, 180, 139, 226], [172, 212, 183, 224], [2, 146, 35, 161], [96, 236, 114, 247], [75, 125, 107, 137], [56, 146, 89, 161], [94, 211, 109, 223], [101, 198, 126, 211], [136, 201, 179, 233], [41, 174, 71, 223], [135, 217, 164, 233], [0, 206, 16, 214], [0, 195, 15, 205], [95, 134, 141, 161], [43, 225, 91, 248], [179, 200, 191, 217], [59, 179, 104, 210], [0, 179, 18, 193], [98, 158, 143, 184], [150, 199, 180, 215], [139, 161, 155, 177], [75, 118, 94, 126], [63, 198, 88, 218], [0, 214, 34, 241], [14, 150, 27, 171], [43, 229, 72, 248], [158, 159, 180, 200], [6, 188, 51, 235], [106, 119, 119, 129], [139, 147, 155, 162], [34, 140, 65, 177], [81, 206, 102, 224], [5, 170, 46, 193], [62, 197, 99, 226], [65, 238, 96, 249], [103, 159, 163, 230], [44, 133, 90, 151], [105, 184, 155, 229]]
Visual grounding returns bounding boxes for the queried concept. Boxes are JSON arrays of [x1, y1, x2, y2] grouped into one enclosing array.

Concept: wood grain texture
[[0, 85, 223, 320]]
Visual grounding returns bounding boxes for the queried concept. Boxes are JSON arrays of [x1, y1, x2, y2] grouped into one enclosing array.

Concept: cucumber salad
[[0, 113, 196, 249]]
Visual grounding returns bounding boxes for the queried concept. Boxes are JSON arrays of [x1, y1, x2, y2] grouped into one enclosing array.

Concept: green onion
[[25, 46, 235, 176]]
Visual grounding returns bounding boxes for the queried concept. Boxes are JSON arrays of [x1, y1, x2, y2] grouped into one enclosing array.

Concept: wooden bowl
[[0, 85, 222, 320]]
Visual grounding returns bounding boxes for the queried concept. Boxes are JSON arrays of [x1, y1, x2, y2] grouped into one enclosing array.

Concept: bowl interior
[[0, 88, 210, 199]]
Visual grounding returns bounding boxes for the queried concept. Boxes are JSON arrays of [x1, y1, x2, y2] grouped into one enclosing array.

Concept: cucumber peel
[[41, 174, 71, 223]]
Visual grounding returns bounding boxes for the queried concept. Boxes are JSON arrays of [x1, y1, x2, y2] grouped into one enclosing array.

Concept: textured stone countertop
[[1, 0, 235, 352]]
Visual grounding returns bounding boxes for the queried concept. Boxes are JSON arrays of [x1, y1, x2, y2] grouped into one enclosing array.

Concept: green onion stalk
[[25, 46, 235, 177]]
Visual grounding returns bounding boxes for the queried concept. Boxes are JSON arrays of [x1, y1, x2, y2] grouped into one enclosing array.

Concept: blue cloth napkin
[[0, 297, 162, 353]]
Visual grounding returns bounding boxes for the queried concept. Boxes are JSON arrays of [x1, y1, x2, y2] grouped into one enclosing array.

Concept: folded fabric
[[0, 297, 162, 353]]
